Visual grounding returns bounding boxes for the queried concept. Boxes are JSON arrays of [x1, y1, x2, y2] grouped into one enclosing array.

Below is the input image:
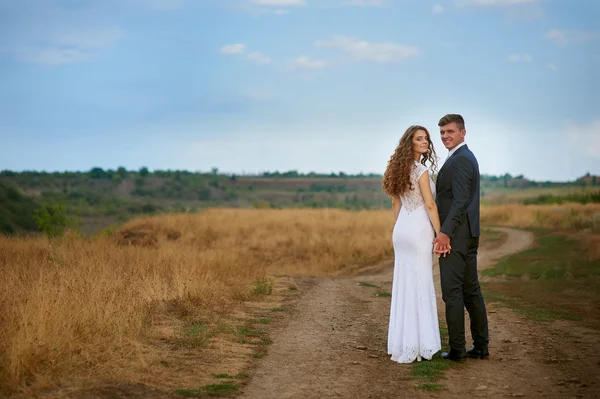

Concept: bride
[[382, 125, 443, 363]]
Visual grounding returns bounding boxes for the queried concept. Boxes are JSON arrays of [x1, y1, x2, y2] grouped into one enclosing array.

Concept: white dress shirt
[[446, 141, 467, 161]]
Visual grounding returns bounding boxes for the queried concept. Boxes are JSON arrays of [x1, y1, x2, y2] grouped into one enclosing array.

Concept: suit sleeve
[[440, 156, 474, 238]]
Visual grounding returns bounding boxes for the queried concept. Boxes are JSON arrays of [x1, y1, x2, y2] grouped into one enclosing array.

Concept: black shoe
[[466, 346, 489, 359], [441, 350, 466, 362]]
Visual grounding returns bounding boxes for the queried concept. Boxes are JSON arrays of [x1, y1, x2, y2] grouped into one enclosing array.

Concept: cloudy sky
[[1, 0, 599, 181]]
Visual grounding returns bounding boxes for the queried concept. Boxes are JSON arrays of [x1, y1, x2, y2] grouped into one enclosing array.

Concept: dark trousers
[[439, 236, 489, 353]]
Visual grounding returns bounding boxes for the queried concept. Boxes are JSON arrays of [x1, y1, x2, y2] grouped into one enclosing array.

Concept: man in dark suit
[[433, 114, 489, 361]]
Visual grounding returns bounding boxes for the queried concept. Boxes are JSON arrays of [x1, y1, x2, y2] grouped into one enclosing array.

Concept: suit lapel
[[438, 144, 468, 178]]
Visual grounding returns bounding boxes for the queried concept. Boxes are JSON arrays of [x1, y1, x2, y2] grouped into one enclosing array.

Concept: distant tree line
[[2, 168, 597, 185]]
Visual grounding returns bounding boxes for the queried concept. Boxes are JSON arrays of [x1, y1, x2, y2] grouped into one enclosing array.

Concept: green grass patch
[[270, 307, 286, 312], [357, 282, 381, 288], [411, 358, 452, 382], [375, 291, 391, 297], [236, 327, 263, 338], [211, 373, 235, 379], [401, 326, 452, 391], [252, 278, 274, 295], [523, 191, 600, 205], [175, 382, 238, 397], [172, 322, 211, 348], [482, 230, 599, 280], [482, 288, 581, 322], [481, 229, 599, 327], [212, 323, 236, 334], [415, 383, 444, 391]]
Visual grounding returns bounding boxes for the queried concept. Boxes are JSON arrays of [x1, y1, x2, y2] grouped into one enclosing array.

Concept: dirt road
[[240, 228, 600, 398]]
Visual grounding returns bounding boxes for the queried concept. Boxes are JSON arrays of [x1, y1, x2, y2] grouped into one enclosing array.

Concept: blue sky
[[1, 0, 599, 181]]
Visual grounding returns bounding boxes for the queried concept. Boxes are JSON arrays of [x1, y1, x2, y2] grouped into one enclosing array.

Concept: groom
[[433, 114, 489, 361]]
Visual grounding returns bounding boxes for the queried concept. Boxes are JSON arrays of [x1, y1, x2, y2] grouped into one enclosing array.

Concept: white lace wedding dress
[[387, 161, 442, 363]]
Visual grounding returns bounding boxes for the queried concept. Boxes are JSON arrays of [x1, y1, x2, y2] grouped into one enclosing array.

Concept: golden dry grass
[[481, 203, 600, 231], [1, 204, 597, 395], [0, 208, 394, 394]]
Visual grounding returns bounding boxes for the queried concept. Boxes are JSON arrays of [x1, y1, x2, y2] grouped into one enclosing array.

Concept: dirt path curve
[[240, 228, 600, 399]]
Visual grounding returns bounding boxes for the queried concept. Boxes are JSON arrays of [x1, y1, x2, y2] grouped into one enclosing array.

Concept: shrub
[[33, 202, 80, 238]]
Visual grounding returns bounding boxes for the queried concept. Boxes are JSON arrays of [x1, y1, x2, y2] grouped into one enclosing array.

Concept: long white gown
[[387, 161, 442, 363]]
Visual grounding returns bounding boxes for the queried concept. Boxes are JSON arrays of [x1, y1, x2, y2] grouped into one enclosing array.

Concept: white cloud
[[546, 63, 558, 71], [507, 53, 532, 62], [545, 29, 568, 46], [251, 0, 305, 5], [545, 29, 600, 47], [455, 0, 542, 6], [4, 26, 123, 65], [432, 4, 444, 13], [243, 51, 272, 65], [345, 0, 385, 7], [314, 36, 419, 63], [565, 120, 600, 159], [220, 44, 246, 54], [220, 44, 270, 65], [288, 56, 327, 70]]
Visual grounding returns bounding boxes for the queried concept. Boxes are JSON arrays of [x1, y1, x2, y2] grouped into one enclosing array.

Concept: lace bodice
[[400, 162, 435, 213]]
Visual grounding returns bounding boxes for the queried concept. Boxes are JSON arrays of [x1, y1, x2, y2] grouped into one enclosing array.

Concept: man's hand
[[433, 233, 451, 258]]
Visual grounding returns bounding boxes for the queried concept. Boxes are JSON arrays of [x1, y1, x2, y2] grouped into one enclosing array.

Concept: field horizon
[[2, 167, 599, 237]]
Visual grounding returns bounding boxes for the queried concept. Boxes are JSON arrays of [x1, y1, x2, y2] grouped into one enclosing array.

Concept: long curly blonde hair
[[382, 125, 438, 198]]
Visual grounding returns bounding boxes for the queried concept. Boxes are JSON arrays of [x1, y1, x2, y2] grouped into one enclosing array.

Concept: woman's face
[[412, 129, 430, 156]]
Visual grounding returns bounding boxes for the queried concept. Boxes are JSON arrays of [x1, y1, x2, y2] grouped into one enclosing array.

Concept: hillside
[[0, 180, 39, 234], [0, 168, 598, 235]]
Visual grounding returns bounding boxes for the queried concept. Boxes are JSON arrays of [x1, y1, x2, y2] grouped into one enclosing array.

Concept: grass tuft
[[172, 322, 212, 348], [405, 325, 452, 392], [357, 282, 381, 288], [175, 382, 239, 397], [415, 383, 444, 391], [210, 373, 235, 379], [252, 278, 274, 295]]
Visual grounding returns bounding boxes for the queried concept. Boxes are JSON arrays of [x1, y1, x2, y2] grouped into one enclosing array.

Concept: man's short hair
[[438, 114, 465, 131]]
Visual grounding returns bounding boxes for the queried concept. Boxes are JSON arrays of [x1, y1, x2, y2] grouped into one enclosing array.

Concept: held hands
[[433, 233, 451, 258]]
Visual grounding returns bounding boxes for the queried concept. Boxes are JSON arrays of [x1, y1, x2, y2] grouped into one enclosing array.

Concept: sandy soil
[[240, 227, 600, 399]]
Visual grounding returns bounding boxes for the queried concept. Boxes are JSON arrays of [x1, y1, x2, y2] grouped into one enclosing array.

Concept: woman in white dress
[[382, 125, 443, 363]]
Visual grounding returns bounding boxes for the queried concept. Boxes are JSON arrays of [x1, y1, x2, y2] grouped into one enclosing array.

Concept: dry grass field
[[0, 204, 598, 396], [0, 209, 394, 395]]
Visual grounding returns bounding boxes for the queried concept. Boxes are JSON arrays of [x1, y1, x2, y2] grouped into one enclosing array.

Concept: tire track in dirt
[[240, 227, 600, 398]]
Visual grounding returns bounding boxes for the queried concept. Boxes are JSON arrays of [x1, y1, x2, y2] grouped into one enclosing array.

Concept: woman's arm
[[392, 195, 401, 221], [418, 171, 441, 237]]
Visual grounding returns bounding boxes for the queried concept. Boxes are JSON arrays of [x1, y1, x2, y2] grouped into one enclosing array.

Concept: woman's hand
[[433, 233, 451, 257]]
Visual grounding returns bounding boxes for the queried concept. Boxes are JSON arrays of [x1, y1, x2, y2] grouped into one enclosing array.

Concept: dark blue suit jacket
[[435, 144, 481, 238]]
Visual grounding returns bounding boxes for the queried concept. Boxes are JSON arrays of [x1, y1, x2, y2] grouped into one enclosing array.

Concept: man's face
[[439, 122, 466, 151]]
